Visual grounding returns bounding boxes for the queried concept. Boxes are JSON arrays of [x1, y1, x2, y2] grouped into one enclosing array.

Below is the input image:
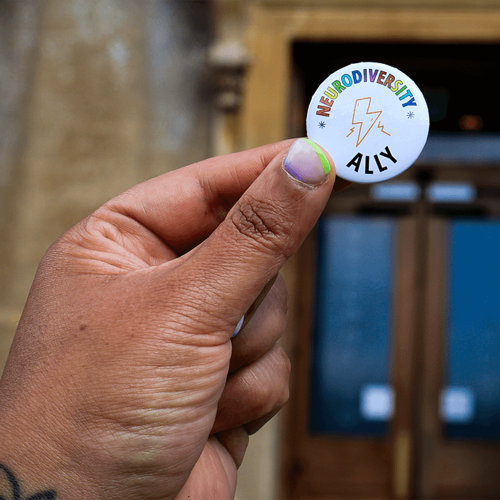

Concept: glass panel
[[444, 220, 500, 439], [370, 182, 421, 202], [426, 182, 476, 203], [309, 216, 395, 436]]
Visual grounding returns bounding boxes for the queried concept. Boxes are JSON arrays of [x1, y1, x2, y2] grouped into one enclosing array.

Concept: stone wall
[[0, 3, 280, 500], [0, 0, 214, 371]]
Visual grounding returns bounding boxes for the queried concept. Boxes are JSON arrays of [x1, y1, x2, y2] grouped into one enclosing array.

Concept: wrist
[[0, 406, 99, 499]]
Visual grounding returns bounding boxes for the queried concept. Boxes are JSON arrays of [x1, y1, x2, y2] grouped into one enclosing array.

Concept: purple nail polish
[[233, 315, 245, 337], [283, 138, 331, 185]]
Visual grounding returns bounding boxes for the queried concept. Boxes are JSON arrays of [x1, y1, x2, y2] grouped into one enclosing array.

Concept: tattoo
[[0, 464, 56, 500]]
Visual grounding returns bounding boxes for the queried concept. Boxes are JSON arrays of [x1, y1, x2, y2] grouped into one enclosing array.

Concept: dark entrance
[[283, 41, 500, 499]]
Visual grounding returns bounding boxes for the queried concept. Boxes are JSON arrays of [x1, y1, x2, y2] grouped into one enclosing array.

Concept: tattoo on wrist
[[0, 464, 56, 500]]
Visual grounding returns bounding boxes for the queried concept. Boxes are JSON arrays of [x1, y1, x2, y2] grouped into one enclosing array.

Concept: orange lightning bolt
[[378, 121, 391, 137], [349, 97, 383, 147]]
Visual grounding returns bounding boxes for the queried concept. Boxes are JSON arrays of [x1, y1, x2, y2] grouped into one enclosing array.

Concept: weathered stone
[[0, 0, 213, 372]]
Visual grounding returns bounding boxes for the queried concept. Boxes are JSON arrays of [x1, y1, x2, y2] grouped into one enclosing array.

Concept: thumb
[[167, 138, 335, 334]]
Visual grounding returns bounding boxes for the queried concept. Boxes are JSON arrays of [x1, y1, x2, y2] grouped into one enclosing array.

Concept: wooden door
[[282, 168, 500, 499], [282, 182, 419, 499], [417, 168, 500, 499]]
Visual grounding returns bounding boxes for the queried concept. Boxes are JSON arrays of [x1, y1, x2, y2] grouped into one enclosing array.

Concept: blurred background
[[1, 0, 500, 499]]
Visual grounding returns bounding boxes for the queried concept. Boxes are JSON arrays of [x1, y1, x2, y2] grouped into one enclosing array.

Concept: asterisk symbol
[[407, 111, 415, 119], [318, 121, 326, 128]]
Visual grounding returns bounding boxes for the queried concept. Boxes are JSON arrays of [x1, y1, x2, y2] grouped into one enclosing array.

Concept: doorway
[[282, 41, 500, 499]]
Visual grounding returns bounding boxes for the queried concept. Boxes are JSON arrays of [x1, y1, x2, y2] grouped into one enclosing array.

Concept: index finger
[[105, 140, 295, 255]]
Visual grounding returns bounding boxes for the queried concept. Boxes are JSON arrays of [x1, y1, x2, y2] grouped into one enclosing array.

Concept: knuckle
[[268, 345, 291, 408], [270, 280, 289, 331], [229, 196, 291, 255], [271, 343, 291, 369], [273, 344, 292, 382], [234, 346, 292, 418], [278, 351, 292, 408], [280, 382, 290, 408], [238, 370, 273, 415], [277, 276, 290, 314], [269, 308, 287, 339]]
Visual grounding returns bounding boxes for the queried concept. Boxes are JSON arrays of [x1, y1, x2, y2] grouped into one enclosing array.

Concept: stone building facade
[[0, 0, 213, 366]]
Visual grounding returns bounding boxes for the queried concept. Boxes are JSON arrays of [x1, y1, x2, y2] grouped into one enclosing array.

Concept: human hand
[[0, 138, 336, 499]]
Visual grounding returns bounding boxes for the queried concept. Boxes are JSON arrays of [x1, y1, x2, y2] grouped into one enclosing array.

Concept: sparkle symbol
[[318, 121, 326, 128], [407, 111, 415, 119]]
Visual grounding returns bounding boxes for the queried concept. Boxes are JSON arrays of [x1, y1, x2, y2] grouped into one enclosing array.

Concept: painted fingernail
[[232, 275, 279, 338], [283, 138, 331, 185], [233, 315, 245, 337]]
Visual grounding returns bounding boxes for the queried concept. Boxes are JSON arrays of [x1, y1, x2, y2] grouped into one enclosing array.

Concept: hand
[[0, 138, 336, 499]]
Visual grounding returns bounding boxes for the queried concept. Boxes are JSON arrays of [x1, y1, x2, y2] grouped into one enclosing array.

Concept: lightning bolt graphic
[[377, 121, 391, 137], [351, 97, 382, 147]]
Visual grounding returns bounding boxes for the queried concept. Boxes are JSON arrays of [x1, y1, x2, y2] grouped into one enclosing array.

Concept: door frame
[[242, 3, 500, 151], [240, 3, 500, 499]]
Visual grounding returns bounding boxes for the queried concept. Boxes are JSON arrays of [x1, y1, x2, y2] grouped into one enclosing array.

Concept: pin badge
[[306, 62, 430, 183]]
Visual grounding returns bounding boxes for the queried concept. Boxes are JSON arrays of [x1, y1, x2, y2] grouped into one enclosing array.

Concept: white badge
[[306, 62, 430, 183]]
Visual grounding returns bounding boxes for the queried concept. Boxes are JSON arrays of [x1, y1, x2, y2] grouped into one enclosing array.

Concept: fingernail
[[232, 275, 279, 338], [283, 138, 331, 185], [233, 315, 245, 337]]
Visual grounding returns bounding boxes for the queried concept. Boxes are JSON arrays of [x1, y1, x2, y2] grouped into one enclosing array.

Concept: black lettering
[[365, 155, 373, 174], [374, 154, 388, 172], [379, 146, 397, 163], [347, 153, 363, 172]]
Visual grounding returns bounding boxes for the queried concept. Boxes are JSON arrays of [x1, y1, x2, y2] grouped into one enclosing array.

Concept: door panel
[[419, 218, 500, 499], [284, 173, 500, 499], [284, 215, 418, 499], [310, 217, 395, 437], [444, 220, 500, 439]]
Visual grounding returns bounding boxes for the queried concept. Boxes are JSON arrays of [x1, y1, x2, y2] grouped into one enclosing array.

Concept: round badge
[[306, 62, 429, 183]]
